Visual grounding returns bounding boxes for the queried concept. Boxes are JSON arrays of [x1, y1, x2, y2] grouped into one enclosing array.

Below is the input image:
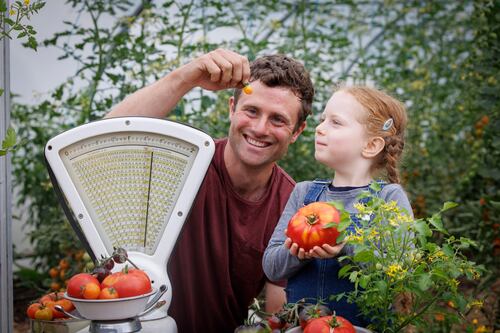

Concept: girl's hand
[[284, 236, 311, 260], [308, 242, 345, 259]]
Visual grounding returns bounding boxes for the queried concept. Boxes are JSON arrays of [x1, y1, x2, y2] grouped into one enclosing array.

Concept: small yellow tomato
[[243, 84, 253, 95]]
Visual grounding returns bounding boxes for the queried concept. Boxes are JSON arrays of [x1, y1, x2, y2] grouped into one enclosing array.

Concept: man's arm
[[106, 49, 250, 119], [264, 282, 286, 313]]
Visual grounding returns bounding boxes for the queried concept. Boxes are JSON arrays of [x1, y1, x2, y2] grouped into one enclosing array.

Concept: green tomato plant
[[336, 183, 485, 332]]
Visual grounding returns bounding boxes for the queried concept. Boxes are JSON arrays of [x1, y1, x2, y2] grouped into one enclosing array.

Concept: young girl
[[262, 86, 413, 327]]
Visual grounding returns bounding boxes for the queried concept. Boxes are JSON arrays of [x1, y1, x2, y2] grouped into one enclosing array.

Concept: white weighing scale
[[44, 117, 215, 333]]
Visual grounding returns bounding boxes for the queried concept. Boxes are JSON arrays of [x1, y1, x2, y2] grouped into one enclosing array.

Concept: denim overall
[[285, 179, 384, 327]]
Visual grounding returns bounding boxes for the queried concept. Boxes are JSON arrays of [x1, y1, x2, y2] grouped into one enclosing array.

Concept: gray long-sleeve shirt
[[262, 181, 413, 282]]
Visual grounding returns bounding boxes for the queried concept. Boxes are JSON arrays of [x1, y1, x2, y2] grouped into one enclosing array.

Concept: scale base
[[90, 317, 141, 333], [76, 315, 177, 333]]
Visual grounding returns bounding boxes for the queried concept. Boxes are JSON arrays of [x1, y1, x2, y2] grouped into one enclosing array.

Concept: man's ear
[[228, 97, 236, 120], [362, 136, 385, 158], [291, 121, 306, 143]]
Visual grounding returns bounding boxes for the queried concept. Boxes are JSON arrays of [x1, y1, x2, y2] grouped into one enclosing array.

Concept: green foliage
[[0, 0, 45, 156], [0, 127, 16, 155], [10, 1, 500, 327], [0, 0, 45, 50], [337, 191, 484, 332]]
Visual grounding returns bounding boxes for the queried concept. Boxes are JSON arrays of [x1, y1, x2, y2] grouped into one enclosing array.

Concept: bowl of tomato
[[64, 288, 157, 321]]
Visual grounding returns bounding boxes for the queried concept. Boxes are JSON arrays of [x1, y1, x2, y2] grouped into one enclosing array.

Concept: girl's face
[[315, 91, 370, 171]]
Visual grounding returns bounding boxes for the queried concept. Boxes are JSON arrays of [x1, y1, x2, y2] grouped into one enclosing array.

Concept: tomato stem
[[306, 214, 318, 225]]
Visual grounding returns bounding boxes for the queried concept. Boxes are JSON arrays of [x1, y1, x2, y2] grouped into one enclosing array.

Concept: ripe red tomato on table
[[304, 315, 355, 333], [286, 202, 341, 251], [39, 291, 75, 317], [101, 268, 151, 298], [27, 303, 53, 321]]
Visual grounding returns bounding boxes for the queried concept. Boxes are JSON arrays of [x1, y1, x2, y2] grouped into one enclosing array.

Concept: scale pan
[[64, 289, 156, 321]]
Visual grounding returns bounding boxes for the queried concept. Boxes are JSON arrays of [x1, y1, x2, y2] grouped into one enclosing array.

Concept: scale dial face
[[60, 132, 198, 255]]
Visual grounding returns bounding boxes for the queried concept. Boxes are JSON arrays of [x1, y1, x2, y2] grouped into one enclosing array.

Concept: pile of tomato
[[235, 303, 356, 333], [26, 292, 75, 321], [67, 268, 152, 299]]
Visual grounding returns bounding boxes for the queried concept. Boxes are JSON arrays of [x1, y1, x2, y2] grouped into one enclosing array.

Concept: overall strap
[[303, 179, 331, 206]]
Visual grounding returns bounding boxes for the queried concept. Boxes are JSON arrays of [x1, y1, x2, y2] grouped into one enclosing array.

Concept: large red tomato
[[286, 202, 340, 251], [304, 315, 355, 333], [67, 273, 100, 298], [101, 268, 151, 298]]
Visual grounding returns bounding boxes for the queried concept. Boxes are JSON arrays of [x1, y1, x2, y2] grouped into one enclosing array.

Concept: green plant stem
[[393, 293, 441, 333]]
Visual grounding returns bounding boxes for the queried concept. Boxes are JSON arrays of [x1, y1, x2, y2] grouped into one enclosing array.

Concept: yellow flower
[[389, 217, 399, 227], [469, 300, 484, 308], [9, 9, 15, 16], [368, 229, 379, 240], [449, 278, 459, 290], [24, 0, 30, 6], [472, 318, 478, 325], [382, 201, 399, 212], [354, 202, 369, 214], [345, 234, 363, 243], [386, 264, 406, 279], [474, 325, 488, 333], [398, 213, 413, 223]]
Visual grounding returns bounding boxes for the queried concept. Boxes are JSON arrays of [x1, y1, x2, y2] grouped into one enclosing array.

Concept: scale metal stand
[[44, 117, 215, 332]]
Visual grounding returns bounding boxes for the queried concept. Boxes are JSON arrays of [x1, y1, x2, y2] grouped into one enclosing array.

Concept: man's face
[[227, 80, 305, 169]]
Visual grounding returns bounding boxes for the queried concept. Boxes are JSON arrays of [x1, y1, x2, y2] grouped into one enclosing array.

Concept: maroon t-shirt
[[167, 138, 294, 333]]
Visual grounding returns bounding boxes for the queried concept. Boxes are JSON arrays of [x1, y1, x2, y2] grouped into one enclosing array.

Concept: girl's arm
[[262, 184, 311, 281]]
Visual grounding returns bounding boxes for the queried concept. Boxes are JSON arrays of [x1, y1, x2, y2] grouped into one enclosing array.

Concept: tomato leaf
[[348, 271, 359, 283], [441, 201, 458, 212], [354, 249, 375, 263], [375, 280, 387, 294], [338, 264, 353, 278], [415, 220, 432, 238], [336, 218, 351, 232], [2, 127, 16, 149], [429, 214, 447, 234], [369, 182, 382, 192], [418, 273, 432, 291], [328, 201, 344, 211], [359, 274, 370, 289]]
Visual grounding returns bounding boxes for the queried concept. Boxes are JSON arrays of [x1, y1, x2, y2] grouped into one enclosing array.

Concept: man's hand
[[177, 49, 251, 91], [107, 48, 250, 119]]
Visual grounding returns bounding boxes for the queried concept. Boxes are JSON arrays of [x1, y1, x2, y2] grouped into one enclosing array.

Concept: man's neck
[[223, 145, 274, 202]]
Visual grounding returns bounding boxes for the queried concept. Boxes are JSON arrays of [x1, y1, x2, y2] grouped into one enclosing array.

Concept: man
[[107, 49, 314, 332]]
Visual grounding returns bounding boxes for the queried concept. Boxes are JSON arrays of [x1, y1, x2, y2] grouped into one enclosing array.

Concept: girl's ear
[[362, 136, 385, 158]]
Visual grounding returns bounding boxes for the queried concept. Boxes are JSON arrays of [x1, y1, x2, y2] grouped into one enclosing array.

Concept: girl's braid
[[383, 135, 405, 184]]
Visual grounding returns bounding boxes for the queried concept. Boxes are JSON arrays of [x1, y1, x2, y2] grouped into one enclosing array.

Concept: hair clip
[[382, 118, 394, 131]]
